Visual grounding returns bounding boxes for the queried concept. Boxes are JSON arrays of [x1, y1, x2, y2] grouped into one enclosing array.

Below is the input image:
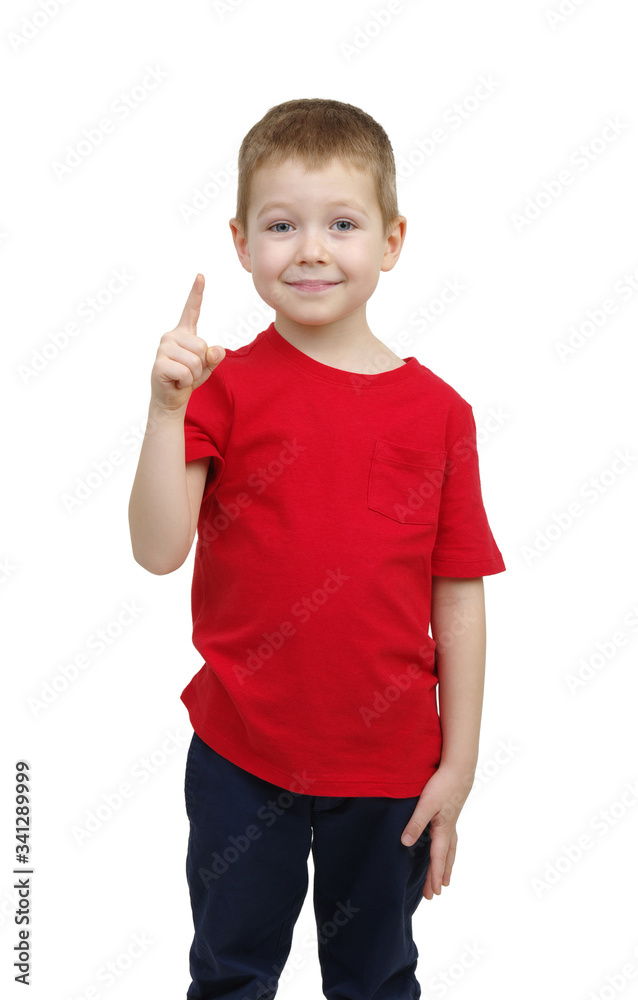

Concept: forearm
[[128, 399, 191, 574], [431, 577, 486, 780]]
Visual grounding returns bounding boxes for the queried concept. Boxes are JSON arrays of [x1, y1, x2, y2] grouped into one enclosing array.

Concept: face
[[229, 157, 406, 334]]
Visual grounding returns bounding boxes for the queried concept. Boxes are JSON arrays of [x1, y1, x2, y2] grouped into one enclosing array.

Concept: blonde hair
[[234, 98, 401, 240]]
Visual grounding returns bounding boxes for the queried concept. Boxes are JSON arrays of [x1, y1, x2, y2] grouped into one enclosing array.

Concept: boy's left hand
[[400, 764, 475, 900]]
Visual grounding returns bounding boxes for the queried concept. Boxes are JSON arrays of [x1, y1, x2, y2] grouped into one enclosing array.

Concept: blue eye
[[267, 220, 356, 233]]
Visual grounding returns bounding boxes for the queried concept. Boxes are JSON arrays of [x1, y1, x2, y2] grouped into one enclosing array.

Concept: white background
[[2, 0, 637, 997]]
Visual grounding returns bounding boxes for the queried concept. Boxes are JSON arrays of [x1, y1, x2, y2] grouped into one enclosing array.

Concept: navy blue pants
[[184, 731, 432, 1000]]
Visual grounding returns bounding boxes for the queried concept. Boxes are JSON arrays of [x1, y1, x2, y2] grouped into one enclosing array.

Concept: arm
[[400, 576, 487, 900], [128, 401, 210, 574], [433, 575, 486, 779], [127, 273, 224, 575]]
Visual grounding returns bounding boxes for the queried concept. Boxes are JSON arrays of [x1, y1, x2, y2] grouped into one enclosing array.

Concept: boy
[[129, 98, 506, 1000]]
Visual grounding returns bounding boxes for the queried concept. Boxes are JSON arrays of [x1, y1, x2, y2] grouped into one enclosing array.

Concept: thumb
[[190, 345, 225, 393], [401, 807, 432, 846], [206, 345, 225, 367]]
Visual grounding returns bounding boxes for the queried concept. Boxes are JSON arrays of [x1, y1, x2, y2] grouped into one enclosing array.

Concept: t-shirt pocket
[[367, 439, 447, 525]]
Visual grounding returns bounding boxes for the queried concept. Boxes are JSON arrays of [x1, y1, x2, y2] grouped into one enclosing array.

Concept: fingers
[[423, 830, 457, 900], [159, 339, 206, 376], [150, 274, 225, 410], [158, 358, 197, 391], [177, 273, 205, 333], [429, 838, 447, 896]]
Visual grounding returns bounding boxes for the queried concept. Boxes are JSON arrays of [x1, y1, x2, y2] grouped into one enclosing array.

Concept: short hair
[[233, 97, 401, 240]]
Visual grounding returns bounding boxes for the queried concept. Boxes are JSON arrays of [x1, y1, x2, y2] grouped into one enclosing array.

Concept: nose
[[294, 229, 329, 265]]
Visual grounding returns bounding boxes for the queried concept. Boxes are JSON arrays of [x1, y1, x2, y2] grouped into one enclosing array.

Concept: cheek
[[250, 261, 277, 287], [346, 254, 379, 285], [341, 242, 379, 272], [254, 246, 288, 278]]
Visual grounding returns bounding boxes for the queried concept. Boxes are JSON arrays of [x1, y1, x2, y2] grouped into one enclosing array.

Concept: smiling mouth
[[287, 281, 341, 291]]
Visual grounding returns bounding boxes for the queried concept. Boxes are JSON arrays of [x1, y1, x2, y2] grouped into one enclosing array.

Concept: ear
[[229, 218, 252, 273], [380, 215, 407, 273]]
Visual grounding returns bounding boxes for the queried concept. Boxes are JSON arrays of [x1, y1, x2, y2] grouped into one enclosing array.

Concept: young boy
[[129, 98, 506, 1000]]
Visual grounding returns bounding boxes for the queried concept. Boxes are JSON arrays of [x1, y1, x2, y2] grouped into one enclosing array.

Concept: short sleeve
[[183, 364, 233, 502], [430, 403, 506, 577]]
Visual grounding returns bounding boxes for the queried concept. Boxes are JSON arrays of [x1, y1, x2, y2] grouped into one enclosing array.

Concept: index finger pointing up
[[178, 273, 205, 332]]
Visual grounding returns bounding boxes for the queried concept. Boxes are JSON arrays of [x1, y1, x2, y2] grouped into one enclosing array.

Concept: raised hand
[[150, 273, 226, 412]]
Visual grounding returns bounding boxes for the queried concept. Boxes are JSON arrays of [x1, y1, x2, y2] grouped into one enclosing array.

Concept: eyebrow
[[256, 198, 370, 220]]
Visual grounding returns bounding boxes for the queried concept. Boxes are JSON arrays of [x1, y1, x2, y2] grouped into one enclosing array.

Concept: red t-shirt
[[180, 321, 506, 797]]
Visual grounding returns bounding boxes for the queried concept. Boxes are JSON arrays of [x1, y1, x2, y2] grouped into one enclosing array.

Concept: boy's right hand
[[150, 273, 226, 412]]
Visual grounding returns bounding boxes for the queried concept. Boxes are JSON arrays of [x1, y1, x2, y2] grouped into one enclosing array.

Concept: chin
[[280, 313, 334, 327]]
